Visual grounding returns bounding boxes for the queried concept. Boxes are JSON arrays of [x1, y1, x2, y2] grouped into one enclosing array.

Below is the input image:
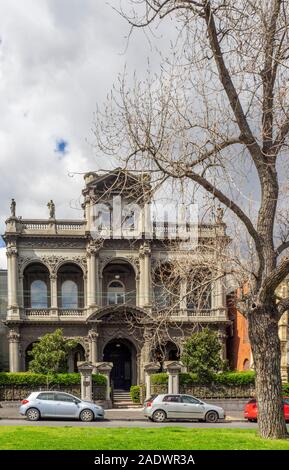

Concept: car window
[[248, 399, 257, 404], [283, 398, 289, 405], [182, 395, 200, 404], [54, 393, 77, 402], [162, 395, 181, 403], [37, 392, 55, 401]]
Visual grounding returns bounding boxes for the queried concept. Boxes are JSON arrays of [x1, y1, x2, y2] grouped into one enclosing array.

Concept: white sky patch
[[0, 0, 176, 268]]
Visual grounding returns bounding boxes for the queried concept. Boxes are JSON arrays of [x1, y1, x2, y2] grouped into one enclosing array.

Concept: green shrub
[[149, 371, 256, 387], [0, 372, 106, 386], [151, 373, 168, 385], [179, 373, 198, 385], [130, 386, 141, 403], [214, 371, 255, 386], [282, 383, 289, 395]]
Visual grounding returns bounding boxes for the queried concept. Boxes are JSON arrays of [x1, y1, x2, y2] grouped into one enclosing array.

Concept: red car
[[244, 397, 289, 422]]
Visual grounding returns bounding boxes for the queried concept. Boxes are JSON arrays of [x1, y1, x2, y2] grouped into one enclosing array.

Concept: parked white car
[[19, 391, 105, 422], [143, 394, 225, 423]]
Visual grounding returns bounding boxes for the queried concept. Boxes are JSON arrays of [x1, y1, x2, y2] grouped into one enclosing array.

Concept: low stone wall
[[0, 384, 106, 402]]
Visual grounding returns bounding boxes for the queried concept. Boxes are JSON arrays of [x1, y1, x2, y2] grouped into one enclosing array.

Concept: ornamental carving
[[99, 255, 139, 275], [8, 329, 20, 342], [6, 246, 18, 257], [22, 238, 86, 248]]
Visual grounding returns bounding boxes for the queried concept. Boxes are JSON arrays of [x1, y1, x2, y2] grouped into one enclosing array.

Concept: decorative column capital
[[8, 329, 20, 342], [88, 329, 99, 341], [7, 246, 18, 258], [139, 241, 151, 258]]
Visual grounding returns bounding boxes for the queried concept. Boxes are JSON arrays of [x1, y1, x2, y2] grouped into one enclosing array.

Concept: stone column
[[7, 246, 18, 308], [95, 362, 113, 403], [78, 361, 94, 401], [8, 329, 21, 372], [88, 329, 99, 371], [144, 362, 161, 400], [180, 278, 187, 312], [90, 251, 96, 307], [19, 274, 24, 308], [139, 242, 151, 307], [164, 361, 183, 394], [50, 274, 58, 309]]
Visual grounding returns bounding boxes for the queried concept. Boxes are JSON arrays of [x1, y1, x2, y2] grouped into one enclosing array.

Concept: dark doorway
[[103, 340, 132, 390]]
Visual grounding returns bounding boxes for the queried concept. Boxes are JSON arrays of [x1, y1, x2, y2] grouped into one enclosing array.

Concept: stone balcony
[[5, 217, 227, 240], [23, 308, 86, 321], [15, 306, 228, 323]]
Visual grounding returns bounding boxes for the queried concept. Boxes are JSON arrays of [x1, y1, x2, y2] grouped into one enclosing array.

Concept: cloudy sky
[[0, 0, 176, 268]]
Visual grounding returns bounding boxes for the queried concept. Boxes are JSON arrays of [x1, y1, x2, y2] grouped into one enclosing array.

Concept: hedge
[[0, 372, 107, 386], [130, 386, 141, 403], [151, 371, 256, 386]]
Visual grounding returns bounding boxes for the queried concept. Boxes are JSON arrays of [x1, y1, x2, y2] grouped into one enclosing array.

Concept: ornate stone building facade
[[3, 170, 230, 388]]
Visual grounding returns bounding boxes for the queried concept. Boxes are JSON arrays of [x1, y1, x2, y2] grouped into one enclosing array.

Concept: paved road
[[0, 418, 256, 429]]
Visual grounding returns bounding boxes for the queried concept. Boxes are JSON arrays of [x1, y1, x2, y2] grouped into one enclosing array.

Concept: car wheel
[[205, 411, 219, 423], [152, 410, 166, 423], [26, 408, 40, 421], [80, 409, 94, 422], [148, 417, 153, 421]]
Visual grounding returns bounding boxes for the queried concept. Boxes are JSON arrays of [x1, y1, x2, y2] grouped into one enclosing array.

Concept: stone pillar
[[50, 275, 58, 309], [164, 361, 183, 394], [144, 362, 161, 400], [7, 246, 18, 308], [180, 278, 187, 312], [87, 242, 100, 308], [139, 242, 151, 307], [8, 329, 21, 372], [19, 274, 24, 308], [95, 362, 113, 403], [88, 329, 99, 371], [95, 253, 100, 306], [78, 361, 94, 401]]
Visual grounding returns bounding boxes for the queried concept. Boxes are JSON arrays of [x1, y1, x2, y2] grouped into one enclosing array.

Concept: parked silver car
[[19, 391, 105, 422], [143, 394, 225, 423]]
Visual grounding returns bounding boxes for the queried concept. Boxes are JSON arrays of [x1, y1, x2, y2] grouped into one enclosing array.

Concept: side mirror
[[73, 400, 79, 405]]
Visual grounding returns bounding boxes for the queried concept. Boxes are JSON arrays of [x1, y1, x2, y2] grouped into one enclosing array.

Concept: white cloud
[[0, 0, 176, 267]]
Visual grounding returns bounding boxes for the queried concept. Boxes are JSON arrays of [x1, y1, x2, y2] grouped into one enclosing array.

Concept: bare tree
[[94, 1, 289, 439]]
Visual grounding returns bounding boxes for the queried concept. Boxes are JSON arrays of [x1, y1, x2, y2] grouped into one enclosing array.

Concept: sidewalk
[[0, 405, 245, 422]]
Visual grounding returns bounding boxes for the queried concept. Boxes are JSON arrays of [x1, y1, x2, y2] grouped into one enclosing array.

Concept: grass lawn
[[0, 426, 289, 450]]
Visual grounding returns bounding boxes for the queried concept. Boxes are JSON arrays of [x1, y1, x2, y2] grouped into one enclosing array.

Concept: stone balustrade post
[[77, 361, 94, 401], [95, 362, 113, 404], [163, 361, 183, 394], [144, 362, 161, 400]]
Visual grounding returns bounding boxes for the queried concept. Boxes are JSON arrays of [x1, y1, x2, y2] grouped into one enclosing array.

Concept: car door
[[54, 393, 80, 418], [35, 392, 56, 417], [181, 395, 205, 419], [161, 395, 184, 418], [283, 398, 289, 420]]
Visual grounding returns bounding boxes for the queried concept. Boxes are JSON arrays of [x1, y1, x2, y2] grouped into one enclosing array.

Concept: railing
[[24, 308, 85, 318], [169, 308, 227, 319], [25, 309, 51, 317], [19, 219, 86, 234], [59, 309, 85, 316]]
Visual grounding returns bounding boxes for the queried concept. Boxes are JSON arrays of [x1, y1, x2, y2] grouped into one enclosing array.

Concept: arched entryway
[[68, 344, 86, 372], [103, 339, 136, 390]]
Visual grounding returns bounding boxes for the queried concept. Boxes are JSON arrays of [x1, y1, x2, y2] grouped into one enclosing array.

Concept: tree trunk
[[248, 307, 288, 439]]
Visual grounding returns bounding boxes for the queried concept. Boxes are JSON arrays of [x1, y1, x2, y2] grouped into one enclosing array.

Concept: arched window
[[107, 280, 125, 305], [61, 280, 78, 309], [30, 280, 48, 308], [243, 359, 250, 371]]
